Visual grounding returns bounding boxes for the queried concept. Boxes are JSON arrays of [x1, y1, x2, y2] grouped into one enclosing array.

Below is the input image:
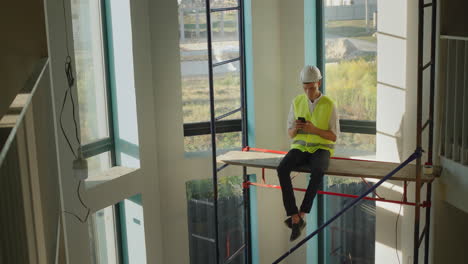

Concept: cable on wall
[[60, 0, 91, 224]]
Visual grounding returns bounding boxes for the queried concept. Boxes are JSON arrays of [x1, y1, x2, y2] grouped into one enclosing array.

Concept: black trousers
[[276, 148, 330, 216]]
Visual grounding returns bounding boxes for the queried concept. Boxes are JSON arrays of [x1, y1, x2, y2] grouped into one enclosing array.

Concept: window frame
[[72, 0, 123, 262]]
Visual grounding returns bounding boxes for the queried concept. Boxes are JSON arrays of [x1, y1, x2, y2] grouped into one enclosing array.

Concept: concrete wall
[[0, 0, 48, 119], [0, 63, 64, 263], [31, 66, 63, 264], [432, 200, 468, 263], [440, 0, 468, 37]]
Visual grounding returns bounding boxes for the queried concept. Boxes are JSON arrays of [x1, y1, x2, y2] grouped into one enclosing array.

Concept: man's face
[[303, 81, 321, 100]]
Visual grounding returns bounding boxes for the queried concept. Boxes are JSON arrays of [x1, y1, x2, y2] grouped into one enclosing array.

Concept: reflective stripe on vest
[[292, 140, 335, 149]]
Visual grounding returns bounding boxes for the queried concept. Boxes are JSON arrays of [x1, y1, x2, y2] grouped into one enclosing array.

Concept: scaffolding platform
[[217, 150, 436, 183]]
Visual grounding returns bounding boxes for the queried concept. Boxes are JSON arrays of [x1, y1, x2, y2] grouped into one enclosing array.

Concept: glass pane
[[181, 63, 210, 123], [214, 62, 241, 119], [71, 0, 110, 144], [335, 132, 376, 159], [89, 206, 119, 264], [323, 176, 376, 263], [178, 1, 211, 123], [184, 131, 242, 153], [211, 10, 239, 61], [105, 0, 140, 168], [324, 1, 377, 121], [186, 174, 245, 264], [120, 195, 146, 264], [210, 0, 238, 9], [87, 151, 112, 178]]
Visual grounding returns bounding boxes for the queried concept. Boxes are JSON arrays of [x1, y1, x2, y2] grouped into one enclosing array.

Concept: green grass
[[182, 73, 242, 152], [354, 35, 377, 43], [325, 58, 377, 156], [182, 73, 241, 123]]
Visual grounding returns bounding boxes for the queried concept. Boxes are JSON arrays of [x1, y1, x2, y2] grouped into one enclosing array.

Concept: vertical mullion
[[317, 1, 326, 263], [439, 40, 447, 156], [317, 0, 325, 94], [463, 42, 468, 165], [100, 0, 121, 263], [205, 1, 220, 263], [427, 0, 437, 165], [101, 0, 117, 165], [444, 40, 455, 158], [453, 40, 464, 161], [100, 0, 117, 167]]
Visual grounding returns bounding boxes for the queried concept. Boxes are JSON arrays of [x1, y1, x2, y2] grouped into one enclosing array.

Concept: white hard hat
[[300, 65, 322, 83]]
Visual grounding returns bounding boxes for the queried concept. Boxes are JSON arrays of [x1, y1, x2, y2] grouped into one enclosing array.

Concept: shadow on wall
[[433, 201, 468, 263], [377, 104, 405, 162]]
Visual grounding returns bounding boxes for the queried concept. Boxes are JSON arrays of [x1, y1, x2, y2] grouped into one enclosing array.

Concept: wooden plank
[[217, 151, 435, 183]]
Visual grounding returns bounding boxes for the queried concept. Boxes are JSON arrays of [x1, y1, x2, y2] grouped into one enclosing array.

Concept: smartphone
[[298, 117, 306, 123]]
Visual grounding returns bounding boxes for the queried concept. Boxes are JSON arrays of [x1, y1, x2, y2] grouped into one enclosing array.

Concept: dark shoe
[[289, 218, 306, 241], [284, 217, 292, 229]]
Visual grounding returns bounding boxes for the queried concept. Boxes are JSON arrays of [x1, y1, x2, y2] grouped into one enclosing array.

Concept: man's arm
[[303, 121, 337, 142]]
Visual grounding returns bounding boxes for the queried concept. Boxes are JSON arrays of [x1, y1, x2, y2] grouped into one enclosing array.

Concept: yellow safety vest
[[291, 94, 336, 156]]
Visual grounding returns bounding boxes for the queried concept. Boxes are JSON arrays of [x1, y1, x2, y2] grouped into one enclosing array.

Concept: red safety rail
[[241, 146, 431, 207], [245, 181, 431, 208], [243, 146, 385, 200]]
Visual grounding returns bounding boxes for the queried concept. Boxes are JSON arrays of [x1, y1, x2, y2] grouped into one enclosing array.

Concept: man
[[277, 65, 339, 241]]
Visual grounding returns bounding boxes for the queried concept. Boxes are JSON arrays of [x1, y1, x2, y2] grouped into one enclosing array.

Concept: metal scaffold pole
[[414, 1, 425, 263], [415, 0, 437, 263], [238, 0, 251, 262], [205, 0, 220, 262]]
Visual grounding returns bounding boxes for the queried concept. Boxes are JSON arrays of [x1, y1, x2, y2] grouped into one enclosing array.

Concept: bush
[[326, 58, 377, 121]]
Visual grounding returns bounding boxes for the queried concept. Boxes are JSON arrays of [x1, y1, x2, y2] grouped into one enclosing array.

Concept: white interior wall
[[250, 0, 283, 150], [431, 0, 468, 256], [375, 0, 431, 263], [279, 0, 307, 152], [44, 0, 88, 262], [250, 0, 310, 263], [45, 0, 165, 263]]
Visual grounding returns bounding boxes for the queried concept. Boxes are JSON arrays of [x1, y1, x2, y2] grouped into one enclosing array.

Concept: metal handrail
[[0, 58, 49, 168]]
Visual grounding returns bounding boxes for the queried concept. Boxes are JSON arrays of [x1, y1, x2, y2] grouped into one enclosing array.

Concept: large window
[[71, 0, 144, 262], [322, 176, 376, 263], [323, 0, 378, 158], [319, 2, 378, 263], [177, 0, 245, 153], [186, 174, 246, 264]]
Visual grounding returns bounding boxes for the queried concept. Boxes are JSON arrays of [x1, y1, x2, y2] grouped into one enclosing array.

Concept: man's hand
[[294, 120, 306, 131], [304, 121, 337, 142], [288, 120, 306, 138], [289, 120, 336, 142], [303, 121, 318, 134]]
